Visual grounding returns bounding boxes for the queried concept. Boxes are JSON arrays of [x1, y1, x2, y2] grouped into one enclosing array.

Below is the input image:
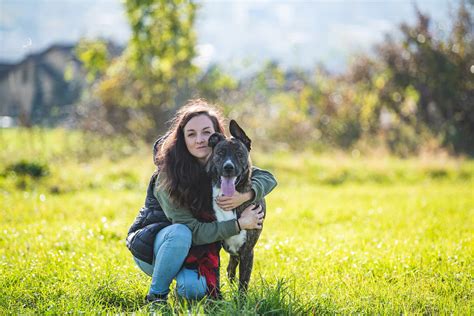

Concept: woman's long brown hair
[[156, 99, 225, 220]]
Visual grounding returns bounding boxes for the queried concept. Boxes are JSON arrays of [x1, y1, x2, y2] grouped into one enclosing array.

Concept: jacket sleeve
[[249, 166, 278, 203], [127, 173, 170, 236], [126, 172, 172, 264], [154, 174, 239, 246]]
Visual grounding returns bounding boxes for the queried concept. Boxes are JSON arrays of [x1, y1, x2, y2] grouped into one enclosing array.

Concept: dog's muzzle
[[223, 161, 235, 176]]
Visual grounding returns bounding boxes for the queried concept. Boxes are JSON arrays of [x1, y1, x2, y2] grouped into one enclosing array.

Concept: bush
[[5, 160, 49, 179]]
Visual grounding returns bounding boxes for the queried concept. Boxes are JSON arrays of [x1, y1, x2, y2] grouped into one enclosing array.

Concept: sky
[[0, 0, 457, 73]]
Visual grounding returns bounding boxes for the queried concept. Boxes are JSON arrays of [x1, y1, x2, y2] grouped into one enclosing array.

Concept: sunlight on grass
[[0, 129, 473, 314]]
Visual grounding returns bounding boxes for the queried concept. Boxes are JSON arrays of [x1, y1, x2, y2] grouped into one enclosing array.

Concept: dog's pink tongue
[[221, 176, 237, 196]]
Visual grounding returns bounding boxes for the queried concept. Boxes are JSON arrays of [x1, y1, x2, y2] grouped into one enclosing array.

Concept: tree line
[[77, 0, 473, 156]]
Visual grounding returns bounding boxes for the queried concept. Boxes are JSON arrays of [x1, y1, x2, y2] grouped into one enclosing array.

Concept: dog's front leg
[[227, 255, 239, 283], [238, 249, 254, 292]]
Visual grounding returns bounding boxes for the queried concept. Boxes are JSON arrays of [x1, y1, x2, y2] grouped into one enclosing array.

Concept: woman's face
[[183, 114, 216, 164]]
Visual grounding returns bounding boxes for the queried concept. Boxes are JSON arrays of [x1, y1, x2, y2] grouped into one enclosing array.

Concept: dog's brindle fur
[[207, 120, 266, 292]]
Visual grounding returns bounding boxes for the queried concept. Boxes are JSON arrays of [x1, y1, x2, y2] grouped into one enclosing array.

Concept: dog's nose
[[223, 161, 234, 172]]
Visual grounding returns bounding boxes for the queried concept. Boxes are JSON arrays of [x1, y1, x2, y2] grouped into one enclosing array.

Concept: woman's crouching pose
[[126, 100, 277, 303]]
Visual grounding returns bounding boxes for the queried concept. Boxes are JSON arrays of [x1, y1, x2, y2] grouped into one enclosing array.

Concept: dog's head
[[207, 120, 252, 196]]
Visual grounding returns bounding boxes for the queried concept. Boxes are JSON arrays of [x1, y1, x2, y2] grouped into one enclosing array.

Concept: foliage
[[196, 65, 238, 103], [373, 3, 474, 154], [4, 160, 49, 179], [74, 1, 473, 155], [196, 2, 473, 156], [76, 39, 110, 83], [78, 0, 198, 140]]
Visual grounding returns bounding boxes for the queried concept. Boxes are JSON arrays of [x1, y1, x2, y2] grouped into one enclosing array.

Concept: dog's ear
[[208, 133, 225, 148], [230, 120, 251, 151]]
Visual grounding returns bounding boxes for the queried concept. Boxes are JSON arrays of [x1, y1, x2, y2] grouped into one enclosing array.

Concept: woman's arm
[[154, 171, 269, 245], [154, 174, 238, 245], [249, 166, 277, 202]]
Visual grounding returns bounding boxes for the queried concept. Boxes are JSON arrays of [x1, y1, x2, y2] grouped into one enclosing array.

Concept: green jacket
[[154, 167, 277, 245]]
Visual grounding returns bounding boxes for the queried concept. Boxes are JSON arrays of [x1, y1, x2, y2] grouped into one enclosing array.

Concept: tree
[[78, 0, 198, 140], [374, 1, 473, 154]]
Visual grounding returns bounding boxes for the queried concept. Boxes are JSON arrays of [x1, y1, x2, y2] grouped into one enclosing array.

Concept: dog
[[207, 120, 266, 292]]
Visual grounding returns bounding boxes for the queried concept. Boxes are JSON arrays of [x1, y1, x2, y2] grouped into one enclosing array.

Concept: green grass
[[0, 128, 473, 314]]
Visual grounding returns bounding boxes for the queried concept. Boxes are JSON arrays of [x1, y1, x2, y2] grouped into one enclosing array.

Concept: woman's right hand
[[237, 204, 264, 230]]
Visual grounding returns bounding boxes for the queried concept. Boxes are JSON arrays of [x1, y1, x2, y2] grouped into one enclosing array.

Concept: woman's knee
[[166, 224, 192, 246], [176, 269, 207, 300], [155, 224, 192, 251]]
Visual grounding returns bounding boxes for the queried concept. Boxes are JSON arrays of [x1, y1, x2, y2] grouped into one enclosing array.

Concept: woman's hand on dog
[[216, 190, 255, 211], [238, 204, 264, 230]]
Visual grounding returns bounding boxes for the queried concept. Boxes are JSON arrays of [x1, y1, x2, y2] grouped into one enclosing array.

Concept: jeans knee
[[176, 269, 207, 300], [163, 224, 192, 249], [169, 224, 192, 246]]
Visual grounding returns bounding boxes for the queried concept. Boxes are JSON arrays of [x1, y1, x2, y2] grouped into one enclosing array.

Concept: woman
[[127, 99, 277, 303]]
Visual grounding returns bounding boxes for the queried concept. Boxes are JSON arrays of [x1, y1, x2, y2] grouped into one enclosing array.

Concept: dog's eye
[[217, 150, 225, 156], [237, 152, 244, 159]]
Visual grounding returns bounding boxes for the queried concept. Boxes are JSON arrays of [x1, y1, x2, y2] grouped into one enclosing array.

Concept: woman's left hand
[[216, 190, 254, 211]]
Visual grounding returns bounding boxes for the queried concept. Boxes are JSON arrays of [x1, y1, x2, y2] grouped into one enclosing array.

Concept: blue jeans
[[133, 224, 207, 300]]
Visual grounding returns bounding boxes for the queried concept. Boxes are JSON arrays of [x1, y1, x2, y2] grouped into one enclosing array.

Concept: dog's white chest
[[213, 187, 247, 254]]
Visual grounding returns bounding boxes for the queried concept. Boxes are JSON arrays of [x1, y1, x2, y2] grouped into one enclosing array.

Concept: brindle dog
[[207, 120, 266, 292]]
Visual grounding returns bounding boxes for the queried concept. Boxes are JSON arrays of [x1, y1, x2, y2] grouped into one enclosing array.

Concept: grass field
[[0, 129, 473, 314]]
